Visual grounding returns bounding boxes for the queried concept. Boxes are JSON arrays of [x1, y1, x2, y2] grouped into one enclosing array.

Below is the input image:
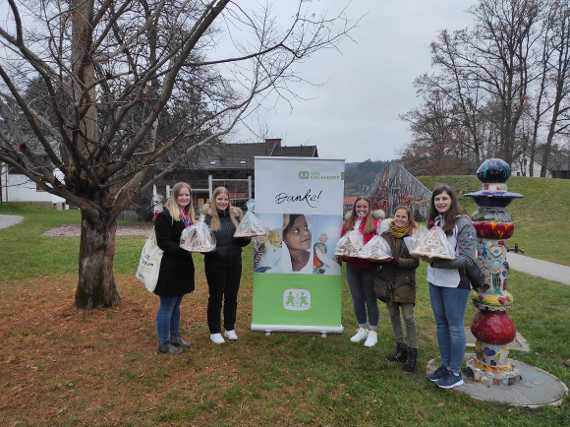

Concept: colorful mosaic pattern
[[465, 158, 523, 385]]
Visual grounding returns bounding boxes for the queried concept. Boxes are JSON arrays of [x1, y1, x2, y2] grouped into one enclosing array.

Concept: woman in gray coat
[[425, 184, 477, 389]]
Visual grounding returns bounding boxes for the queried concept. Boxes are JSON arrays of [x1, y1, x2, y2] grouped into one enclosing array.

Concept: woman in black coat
[[154, 182, 195, 354], [204, 186, 250, 344]]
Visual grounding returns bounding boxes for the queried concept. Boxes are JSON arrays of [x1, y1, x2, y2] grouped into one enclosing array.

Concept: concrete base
[[427, 355, 568, 408], [465, 328, 530, 352]]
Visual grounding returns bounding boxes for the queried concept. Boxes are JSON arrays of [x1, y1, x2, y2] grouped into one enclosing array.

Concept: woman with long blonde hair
[[154, 182, 196, 354], [204, 186, 250, 344]]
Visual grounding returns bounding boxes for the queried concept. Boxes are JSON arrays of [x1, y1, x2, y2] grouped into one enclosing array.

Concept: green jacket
[[374, 231, 419, 304]]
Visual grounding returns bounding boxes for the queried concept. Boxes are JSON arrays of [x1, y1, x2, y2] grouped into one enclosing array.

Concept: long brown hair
[[428, 184, 464, 234], [343, 197, 376, 234], [208, 186, 241, 231], [163, 182, 196, 222], [393, 205, 417, 233]]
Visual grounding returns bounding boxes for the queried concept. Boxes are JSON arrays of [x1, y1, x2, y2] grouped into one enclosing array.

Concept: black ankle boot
[[387, 342, 408, 363], [402, 348, 417, 372]]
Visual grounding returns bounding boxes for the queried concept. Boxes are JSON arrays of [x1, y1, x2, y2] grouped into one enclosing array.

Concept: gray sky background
[[220, 0, 476, 162]]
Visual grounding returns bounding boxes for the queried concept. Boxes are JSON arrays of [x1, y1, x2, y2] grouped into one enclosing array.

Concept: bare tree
[[539, 0, 570, 176], [400, 86, 474, 175], [0, 0, 352, 308], [429, 31, 486, 165], [470, 0, 541, 163], [400, 0, 540, 170], [526, 8, 555, 177]]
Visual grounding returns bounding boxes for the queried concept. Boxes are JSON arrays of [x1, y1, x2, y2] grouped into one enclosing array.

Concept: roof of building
[[271, 145, 318, 157], [344, 160, 431, 199], [184, 139, 318, 170]]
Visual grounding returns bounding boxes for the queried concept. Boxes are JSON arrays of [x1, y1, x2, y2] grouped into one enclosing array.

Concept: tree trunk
[[541, 94, 563, 177], [540, 130, 555, 178], [75, 209, 120, 308]]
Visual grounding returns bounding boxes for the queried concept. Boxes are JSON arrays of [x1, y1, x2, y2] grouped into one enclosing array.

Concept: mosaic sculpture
[[464, 158, 523, 385]]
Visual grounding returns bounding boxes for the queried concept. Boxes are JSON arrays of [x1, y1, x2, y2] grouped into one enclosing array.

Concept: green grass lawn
[[0, 203, 148, 280], [0, 203, 569, 426], [419, 176, 570, 266]]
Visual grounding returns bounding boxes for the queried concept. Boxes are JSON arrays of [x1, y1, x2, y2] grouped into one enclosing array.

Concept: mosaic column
[[464, 158, 523, 385]]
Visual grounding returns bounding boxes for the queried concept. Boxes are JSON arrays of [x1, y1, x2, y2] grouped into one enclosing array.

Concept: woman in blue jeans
[[426, 184, 477, 389], [154, 182, 196, 354], [340, 197, 383, 348]]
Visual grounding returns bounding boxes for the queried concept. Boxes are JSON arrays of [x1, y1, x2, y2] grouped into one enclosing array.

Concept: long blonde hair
[[163, 182, 195, 222], [208, 186, 241, 231]]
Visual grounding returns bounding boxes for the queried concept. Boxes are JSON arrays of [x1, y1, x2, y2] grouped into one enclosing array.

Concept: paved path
[[0, 214, 23, 230], [507, 252, 570, 286]]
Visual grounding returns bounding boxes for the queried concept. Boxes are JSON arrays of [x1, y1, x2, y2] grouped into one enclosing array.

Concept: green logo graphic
[[297, 170, 343, 180], [283, 289, 311, 311]]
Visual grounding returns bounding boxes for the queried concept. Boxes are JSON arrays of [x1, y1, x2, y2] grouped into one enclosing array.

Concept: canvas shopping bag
[[135, 231, 163, 292]]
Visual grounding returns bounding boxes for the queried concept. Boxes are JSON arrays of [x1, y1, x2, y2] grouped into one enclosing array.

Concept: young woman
[[376, 206, 419, 371], [204, 187, 250, 344], [426, 184, 477, 389], [341, 197, 382, 348], [154, 182, 196, 354]]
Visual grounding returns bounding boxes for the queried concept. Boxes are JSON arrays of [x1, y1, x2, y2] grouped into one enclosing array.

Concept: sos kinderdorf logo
[[298, 170, 344, 180]]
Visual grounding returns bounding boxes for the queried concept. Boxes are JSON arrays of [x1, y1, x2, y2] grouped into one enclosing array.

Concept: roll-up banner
[[251, 157, 345, 334]]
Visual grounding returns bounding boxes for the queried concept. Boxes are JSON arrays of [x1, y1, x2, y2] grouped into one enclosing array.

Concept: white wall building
[[511, 155, 552, 178], [1, 163, 66, 204]]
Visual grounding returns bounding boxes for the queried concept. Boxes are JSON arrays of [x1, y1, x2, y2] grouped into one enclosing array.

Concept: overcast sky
[[221, 0, 476, 162]]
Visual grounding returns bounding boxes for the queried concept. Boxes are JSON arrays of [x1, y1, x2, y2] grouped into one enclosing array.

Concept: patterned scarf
[[180, 209, 192, 228], [390, 220, 411, 239]]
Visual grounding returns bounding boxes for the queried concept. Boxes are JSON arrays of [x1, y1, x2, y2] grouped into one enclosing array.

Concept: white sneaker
[[224, 330, 238, 341], [210, 333, 225, 344], [364, 330, 378, 347], [350, 327, 369, 343]]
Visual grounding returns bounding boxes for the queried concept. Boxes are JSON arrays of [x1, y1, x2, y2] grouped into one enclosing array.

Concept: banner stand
[[251, 325, 344, 337], [251, 156, 345, 334]]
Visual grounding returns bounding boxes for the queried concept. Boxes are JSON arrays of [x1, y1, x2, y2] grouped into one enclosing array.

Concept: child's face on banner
[[284, 215, 311, 251]]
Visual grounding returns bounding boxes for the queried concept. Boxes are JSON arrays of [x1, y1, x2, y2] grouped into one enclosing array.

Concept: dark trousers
[[205, 257, 242, 333], [346, 264, 379, 328]]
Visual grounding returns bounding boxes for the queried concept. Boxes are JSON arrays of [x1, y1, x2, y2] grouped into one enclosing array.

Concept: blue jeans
[[428, 284, 469, 373], [346, 265, 379, 329], [156, 295, 184, 345]]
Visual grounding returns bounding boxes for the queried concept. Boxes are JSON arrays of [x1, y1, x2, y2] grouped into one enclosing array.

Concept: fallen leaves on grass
[[0, 273, 243, 426]]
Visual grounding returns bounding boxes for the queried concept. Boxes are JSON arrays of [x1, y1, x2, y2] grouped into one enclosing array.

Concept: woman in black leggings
[[204, 187, 250, 344]]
